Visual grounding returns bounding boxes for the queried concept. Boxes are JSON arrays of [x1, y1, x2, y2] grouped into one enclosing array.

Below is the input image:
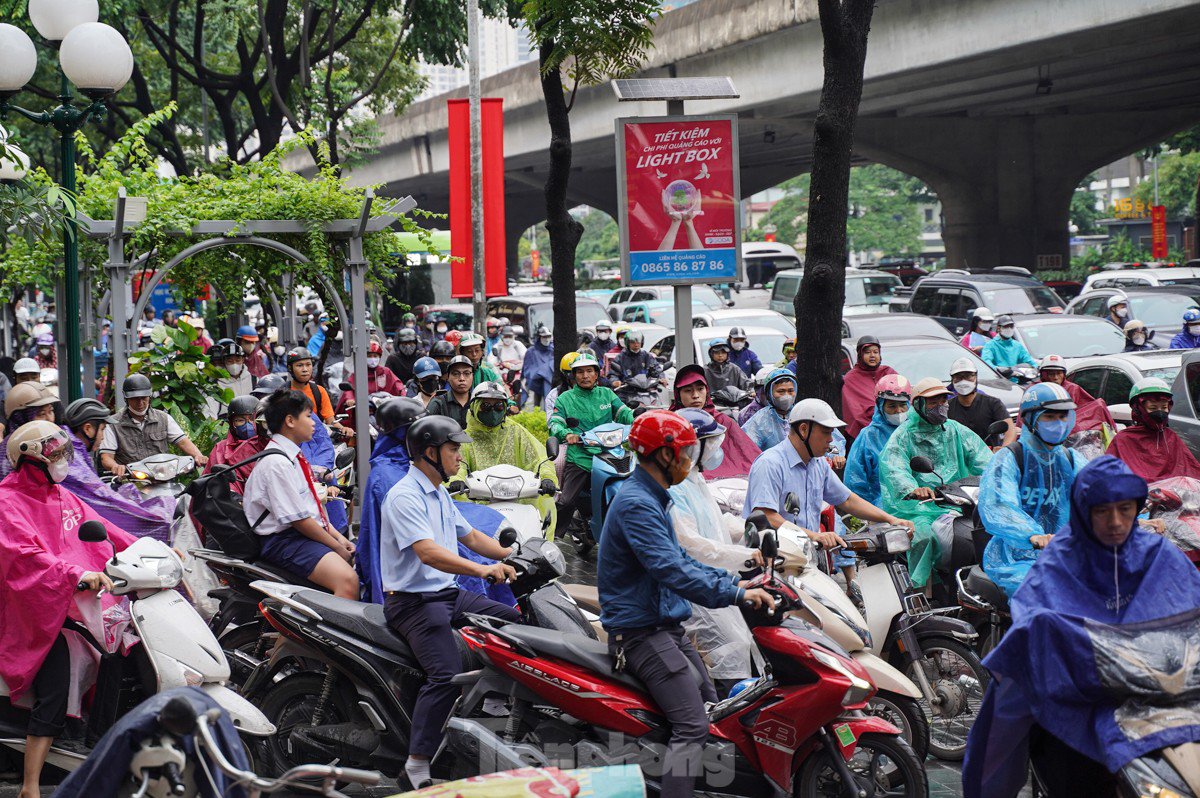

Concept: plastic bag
[[1147, 477, 1200, 557], [172, 495, 221, 620], [1066, 428, 1109, 462], [933, 512, 958, 571]]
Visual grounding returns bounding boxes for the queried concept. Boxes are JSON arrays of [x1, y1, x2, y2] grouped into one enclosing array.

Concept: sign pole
[[467, 0, 487, 334], [667, 99, 694, 368]]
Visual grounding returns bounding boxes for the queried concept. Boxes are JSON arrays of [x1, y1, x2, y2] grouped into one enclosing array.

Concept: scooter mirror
[[339, 382, 353, 392], [566, 417, 581, 428], [743, 525, 761, 549], [783, 492, 801, 515], [498, 525, 519, 548], [761, 530, 778, 562], [546, 437, 560, 459], [909, 456, 936, 474], [986, 419, 1009, 436], [158, 695, 198, 737], [78, 520, 108, 543], [335, 448, 356, 468]]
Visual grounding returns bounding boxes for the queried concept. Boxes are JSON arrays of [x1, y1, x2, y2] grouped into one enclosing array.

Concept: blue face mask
[[1035, 419, 1072, 446], [231, 421, 257, 440]]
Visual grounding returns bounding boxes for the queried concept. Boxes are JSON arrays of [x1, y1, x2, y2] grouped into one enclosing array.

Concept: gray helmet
[[446, 355, 473, 373], [500, 325, 515, 337], [397, 328, 418, 344], [406, 415, 471, 459], [225, 395, 260, 419], [64, 398, 111, 430], [252, 372, 290, 397], [122, 373, 153, 399], [471, 381, 508, 403]]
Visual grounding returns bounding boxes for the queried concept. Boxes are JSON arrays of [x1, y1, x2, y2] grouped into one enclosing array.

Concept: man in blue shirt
[[379, 415, 520, 789], [744, 398, 913, 557], [600, 410, 774, 798]]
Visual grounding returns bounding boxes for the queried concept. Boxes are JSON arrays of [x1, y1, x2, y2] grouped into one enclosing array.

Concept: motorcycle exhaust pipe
[[440, 718, 532, 775]]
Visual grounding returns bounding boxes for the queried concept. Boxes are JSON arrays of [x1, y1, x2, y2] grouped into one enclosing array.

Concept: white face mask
[[1132, 333, 1147, 346], [48, 458, 69, 483], [978, 322, 993, 332], [226, 363, 244, 377], [731, 340, 746, 351], [437, 325, 448, 334], [1114, 307, 1129, 318], [699, 434, 726, 471], [885, 410, 908, 426], [1189, 325, 1200, 336], [539, 336, 552, 345], [952, 379, 976, 396], [502, 336, 514, 344], [367, 356, 381, 369], [999, 327, 1015, 339], [273, 345, 286, 356], [597, 331, 611, 341]]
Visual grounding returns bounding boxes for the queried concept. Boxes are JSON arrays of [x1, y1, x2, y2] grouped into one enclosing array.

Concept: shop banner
[[1151, 204, 1168, 259], [448, 98, 508, 299], [616, 115, 742, 286]]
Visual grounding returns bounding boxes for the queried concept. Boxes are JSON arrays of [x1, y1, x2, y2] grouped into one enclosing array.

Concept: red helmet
[[629, 409, 699, 458], [368, 340, 383, 356], [443, 329, 463, 348]]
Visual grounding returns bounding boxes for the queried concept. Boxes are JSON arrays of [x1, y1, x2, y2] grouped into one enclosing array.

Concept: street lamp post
[[0, 1, 133, 402]]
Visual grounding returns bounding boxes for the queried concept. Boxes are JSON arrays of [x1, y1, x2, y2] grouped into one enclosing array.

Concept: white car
[[692, 308, 795, 337], [649, 325, 787, 369], [1081, 266, 1200, 292], [1067, 349, 1183, 424], [607, 284, 730, 321]]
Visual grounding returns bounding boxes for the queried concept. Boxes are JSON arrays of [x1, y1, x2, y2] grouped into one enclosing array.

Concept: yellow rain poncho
[[455, 406, 558, 533]]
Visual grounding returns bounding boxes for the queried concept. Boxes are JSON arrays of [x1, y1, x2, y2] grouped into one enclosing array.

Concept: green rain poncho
[[455, 405, 559, 534], [878, 412, 992, 587]]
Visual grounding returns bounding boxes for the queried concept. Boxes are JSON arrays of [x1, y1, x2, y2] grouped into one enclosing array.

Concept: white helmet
[[786, 398, 846, 429], [6, 419, 73, 482], [754, 365, 776, 386], [949, 357, 977, 377], [13, 357, 40, 375]]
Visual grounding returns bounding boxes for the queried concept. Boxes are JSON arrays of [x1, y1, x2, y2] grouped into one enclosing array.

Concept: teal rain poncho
[[845, 396, 901, 506], [978, 427, 1088, 598], [879, 412, 992, 586], [455, 406, 558, 532]]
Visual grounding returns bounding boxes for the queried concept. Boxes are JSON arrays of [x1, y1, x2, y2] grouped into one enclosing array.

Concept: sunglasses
[[476, 401, 506, 413]]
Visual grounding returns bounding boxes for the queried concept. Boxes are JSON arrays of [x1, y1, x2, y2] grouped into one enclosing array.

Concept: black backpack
[[185, 449, 289, 560]]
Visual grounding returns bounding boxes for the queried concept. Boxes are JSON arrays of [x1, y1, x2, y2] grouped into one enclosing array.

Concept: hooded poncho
[[522, 338, 556, 399], [455, 405, 557, 531], [0, 464, 137, 700], [62, 428, 175, 543], [704, 360, 751, 393], [845, 396, 903, 506], [671, 367, 760, 480], [878, 411, 991, 586], [1170, 326, 1200, 350], [963, 456, 1200, 796], [841, 360, 896, 440], [1107, 399, 1200, 483], [978, 426, 1088, 597]]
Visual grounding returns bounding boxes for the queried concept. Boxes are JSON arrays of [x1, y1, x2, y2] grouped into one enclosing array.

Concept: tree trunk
[[539, 40, 585, 369], [794, 0, 875, 413]]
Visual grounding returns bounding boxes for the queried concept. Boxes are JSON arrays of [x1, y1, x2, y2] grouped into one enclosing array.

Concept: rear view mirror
[[338, 382, 352, 392], [546, 438, 560, 459], [784, 492, 801, 515], [909, 456, 935, 474], [335, 448, 356, 468], [986, 419, 1009, 436], [761, 531, 778, 561], [743, 524, 761, 549], [498, 525, 519, 548], [78, 520, 108, 543], [566, 417, 581, 428]]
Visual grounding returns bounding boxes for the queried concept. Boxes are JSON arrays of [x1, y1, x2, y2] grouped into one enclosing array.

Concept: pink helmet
[[875, 374, 912, 402]]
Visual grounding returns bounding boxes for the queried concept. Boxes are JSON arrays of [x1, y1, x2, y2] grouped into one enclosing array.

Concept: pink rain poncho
[[841, 360, 897, 440], [0, 464, 136, 701], [670, 365, 760, 479]]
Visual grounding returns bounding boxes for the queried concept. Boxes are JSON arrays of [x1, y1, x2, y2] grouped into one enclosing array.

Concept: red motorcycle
[[435, 532, 927, 797]]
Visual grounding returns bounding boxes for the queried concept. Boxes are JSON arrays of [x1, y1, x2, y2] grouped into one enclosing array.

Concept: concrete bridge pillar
[[854, 112, 1200, 270]]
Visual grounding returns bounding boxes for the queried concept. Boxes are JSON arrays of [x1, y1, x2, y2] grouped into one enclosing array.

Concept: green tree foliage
[[1133, 151, 1200, 219], [846, 165, 923, 256], [745, 176, 809, 247], [0, 130, 75, 263], [128, 320, 230, 425], [1070, 176, 1103, 235]]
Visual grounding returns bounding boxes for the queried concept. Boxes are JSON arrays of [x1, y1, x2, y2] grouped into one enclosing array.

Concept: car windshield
[[426, 309, 473, 328], [1018, 320, 1125, 359], [529, 300, 609, 333], [692, 285, 724, 309], [981, 286, 1064, 314], [885, 342, 1003, 383], [1130, 293, 1200, 330], [1157, 278, 1200, 287], [709, 314, 794, 336], [849, 317, 948, 340], [844, 275, 900, 306], [1145, 365, 1182, 385]]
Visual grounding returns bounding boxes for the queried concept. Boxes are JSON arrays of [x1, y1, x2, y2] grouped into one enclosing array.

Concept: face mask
[[1148, 409, 1170, 425], [399, 343, 417, 355], [771, 395, 795, 414], [232, 421, 257, 440], [885, 411, 908, 426], [539, 336, 552, 345], [1114, 307, 1129, 318], [367, 357, 381, 369], [952, 380, 976, 396], [699, 435, 726, 471], [920, 401, 949, 425], [999, 328, 1015, 339], [226, 363, 244, 377], [477, 408, 506, 427], [273, 345, 286, 357], [437, 325, 448, 334], [1035, 419, 1072, 446], [1189, 325, 1200, 336], [731, 341, 746, 351], [48, 458, 69, 483], [597, 332, 610, 341], [38, 347, 51, 356], [502, 336, 514, 345], [978, 322, 993, 332], [1132, 333, 1147, 346], [417, 377, 439, 395]]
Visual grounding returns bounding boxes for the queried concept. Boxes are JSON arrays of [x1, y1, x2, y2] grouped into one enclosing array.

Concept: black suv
[[905, 270, 1066, 337]]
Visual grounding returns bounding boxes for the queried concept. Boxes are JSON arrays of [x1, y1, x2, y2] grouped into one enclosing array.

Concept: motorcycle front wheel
[[794, 732, 927, 797], [866, 691, 929, 761], [902, 635, 989, 761], [256, 672, 365, 780]]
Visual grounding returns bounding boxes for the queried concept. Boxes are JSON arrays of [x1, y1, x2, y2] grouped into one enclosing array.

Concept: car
[[1168, 351, 1200, 459], [1043, 280, 1084, 300], [874, 260, 930, 286], [1067, 350, 1184, 424], [769, 268, 902, 318], [837, 336, 1025, 415], [1009, 314, 1126, 366], [840, 312, 957, 343], [904, 270, 1066, 337], [607, 284, 729, 321], [620, 299, 711, 326], [1081, 266, 1200, 292], [692, 308, 795, 337], [648, 325, 788, 370], [1065, 286, 1200, 337], [743, 241, 802, 288], [485, 295, 610, 341], [414, 303, 474, 330]]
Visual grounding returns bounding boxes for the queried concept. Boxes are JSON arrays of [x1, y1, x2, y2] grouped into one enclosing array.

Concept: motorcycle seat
[[248, 560, 328, 592], [964, 565, 1009, 613], [292, 591, 416, 662], [501, 624, 705, 694]]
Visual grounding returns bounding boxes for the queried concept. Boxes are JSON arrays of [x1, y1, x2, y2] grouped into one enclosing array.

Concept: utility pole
[[467, 0, 487, 334]]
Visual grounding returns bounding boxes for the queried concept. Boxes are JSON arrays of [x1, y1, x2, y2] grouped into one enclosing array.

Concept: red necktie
[[296, 452, 331, 527]]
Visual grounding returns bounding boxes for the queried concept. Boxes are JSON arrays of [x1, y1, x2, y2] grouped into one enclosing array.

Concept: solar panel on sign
[[611, 77, 738, 101]]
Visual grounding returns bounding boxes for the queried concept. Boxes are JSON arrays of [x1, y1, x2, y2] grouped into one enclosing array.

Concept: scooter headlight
[[142, 553, 183, 586], [593, 429, 625, 449], [485, 475, 523, 500], [811, 648, 873, 706], [542, 541, 566, 575], [884, 527, 911, 554]]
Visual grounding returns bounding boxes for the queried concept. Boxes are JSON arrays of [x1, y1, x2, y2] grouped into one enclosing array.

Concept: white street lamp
[[0, 24, 38, 95], [27, 0, 99, 42], [60, 22, 133, 97], [0, 145, 30, 181]]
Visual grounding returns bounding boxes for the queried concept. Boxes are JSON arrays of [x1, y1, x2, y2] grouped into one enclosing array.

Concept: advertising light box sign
[[616, 115, 742, 286]]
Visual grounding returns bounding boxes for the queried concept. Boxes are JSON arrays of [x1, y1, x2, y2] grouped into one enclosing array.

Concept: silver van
[[769, 268, 902, 318]]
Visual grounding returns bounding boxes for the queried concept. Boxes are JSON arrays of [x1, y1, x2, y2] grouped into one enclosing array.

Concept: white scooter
[[0, 521, 274, 773], [121, 453, 196, 501], [460, 439, 559, 542]]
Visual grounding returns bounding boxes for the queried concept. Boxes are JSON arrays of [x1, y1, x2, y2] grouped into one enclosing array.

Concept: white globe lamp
[[0, 24, 38, 95], [59, 22, 132, 98], [27, 0, 99, 42]]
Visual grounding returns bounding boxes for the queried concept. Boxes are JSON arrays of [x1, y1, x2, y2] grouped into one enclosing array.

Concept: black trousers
[[609, 626, 716, 798], [556, 463, 592, 526], [28, 634, 70, 738], [384, 588, 520, 758]]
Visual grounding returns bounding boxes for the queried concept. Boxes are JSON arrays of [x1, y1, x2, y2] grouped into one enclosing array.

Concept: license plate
[[834, 723, 855, 747]]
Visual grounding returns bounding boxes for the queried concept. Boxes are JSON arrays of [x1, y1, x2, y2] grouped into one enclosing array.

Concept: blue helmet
[[764, 368, 797, 392], [676, 407, 723, 439], [708, 337, 730, 354], [1184, 308, 1200, 324], [413, 356, 441, 379], [1020, 382, 1076, 443], [236, 324, 257, 339]]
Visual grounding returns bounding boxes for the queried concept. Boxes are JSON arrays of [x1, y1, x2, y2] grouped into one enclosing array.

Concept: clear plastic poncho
[[455, 406, 558, 528], [845, 396, 901, 507], [978, 426, 1088, 598], [879, 412, 992, 587], [668, 469, 765, 680]]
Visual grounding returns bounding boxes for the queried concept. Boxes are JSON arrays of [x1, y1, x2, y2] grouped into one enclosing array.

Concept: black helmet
[[376, 397, 427, 435], [206, 343, 228, 361], [252, 372, 290, 397], [123, 373, 153, 398], [286, 347, 313, 368], [430, 340, 455, 359], [225, 395, 260, 419], [856, 335, 881, 354], [64, 398, 110, 430], [406, 415, 472, 459]]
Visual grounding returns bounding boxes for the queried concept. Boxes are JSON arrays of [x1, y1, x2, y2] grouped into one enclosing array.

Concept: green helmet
[[1129, 377, 1172, 402], [571, 352, 601, 371]]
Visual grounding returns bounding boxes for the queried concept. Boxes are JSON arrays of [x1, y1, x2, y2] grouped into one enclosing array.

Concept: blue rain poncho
[[742, 404, 789, 451], [963, 456, 1200, 797], [980, 336, 1036, 375], [845, 397, 902, 506], [978, 427, 1088, 597], [878, 412, 991, 586]]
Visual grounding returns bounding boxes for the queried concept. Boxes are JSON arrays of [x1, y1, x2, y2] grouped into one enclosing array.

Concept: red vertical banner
[[448, 98, 507, 299], [1151, 204, 1168, 259]]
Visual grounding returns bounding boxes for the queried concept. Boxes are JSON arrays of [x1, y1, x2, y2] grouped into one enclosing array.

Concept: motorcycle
[[112, 453, 196, 501], [0, 521, 274, 774], [560, 419, 633, 556], [1146, 476, 1200, 569], [436, 527, 927, 797], [241, 526, 591, 778], [613, 373, 664, 410], [460, 439, 559, 543], [712, 385, 753, 421]]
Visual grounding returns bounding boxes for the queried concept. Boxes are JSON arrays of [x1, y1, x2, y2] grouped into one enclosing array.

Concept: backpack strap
[[209, 447, 292, 479], [1004, 440, 1024, 480]]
